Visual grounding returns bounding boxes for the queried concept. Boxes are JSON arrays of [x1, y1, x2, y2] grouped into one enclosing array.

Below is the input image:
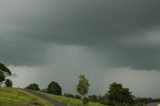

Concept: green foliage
[[106, 82, 134, 106], [76, 75, 90, 98], [0, 63, 11, 75], [64, 93, 74, 98], [25, 83, 40, 91], [83, 97, 89, 105], [74, 95, 81, 99], [47, 81, 62, 95], [97, 95, 108, 105], [40, 88, 47, 93], [0, 63, 11, 83], [133, 97, 160, 105], [64, 93, 81, 99], [88, 95, 97, 102], [5, 79, 13, 87], [76, 75, 90, 105], [0, 71, 5, 83]]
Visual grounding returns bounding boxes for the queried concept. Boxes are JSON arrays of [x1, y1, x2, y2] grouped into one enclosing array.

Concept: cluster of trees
[[0, 63, 13, 87], [75, 75, 135, 106], [25, 81, 62, 95], [106, 82, 134, 106], [24, 74, 156, 106], [134, 98, 160, 105], [75, 75, 134, 106]]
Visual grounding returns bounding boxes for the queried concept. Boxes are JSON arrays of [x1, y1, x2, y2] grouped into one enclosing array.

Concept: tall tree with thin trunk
[[76, 75, 90, 105]]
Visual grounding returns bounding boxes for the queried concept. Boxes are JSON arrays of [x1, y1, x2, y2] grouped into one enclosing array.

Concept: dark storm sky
[[1, 0, 160, 98]]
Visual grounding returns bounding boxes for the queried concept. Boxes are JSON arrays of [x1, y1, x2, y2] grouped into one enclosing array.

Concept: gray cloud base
[[1, 0, 160, 70]]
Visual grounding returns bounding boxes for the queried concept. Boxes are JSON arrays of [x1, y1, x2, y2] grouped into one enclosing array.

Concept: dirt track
[[23, 89, 66, 106]]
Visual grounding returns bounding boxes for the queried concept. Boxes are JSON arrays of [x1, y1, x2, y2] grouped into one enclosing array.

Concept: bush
[[74, 95, 81, 99], [83, 97, 89, 105], [5, 79, 13, 87], [47, 81, 62, 95], [25, 83, 40, 91], [88, 95, 97, 102]]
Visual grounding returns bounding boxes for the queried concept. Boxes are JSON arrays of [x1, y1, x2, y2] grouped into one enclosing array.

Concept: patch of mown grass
[[42, 93, 105, 106], [0, 87, 53, 106]]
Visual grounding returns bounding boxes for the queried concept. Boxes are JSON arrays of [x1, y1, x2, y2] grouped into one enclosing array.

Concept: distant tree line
[[1, 62, 160, 106], [25, 81, 62, 95], [23, 75, 160, 106]]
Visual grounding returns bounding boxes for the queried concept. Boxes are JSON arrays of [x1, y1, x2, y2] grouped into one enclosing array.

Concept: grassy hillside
[[0, 87, 53, 106], [43, 93, 105, 106], [0, 87, 105, 106]]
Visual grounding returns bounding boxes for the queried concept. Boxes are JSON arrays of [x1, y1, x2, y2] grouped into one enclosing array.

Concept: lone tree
[[0, 63, 11, 85], [106, 82, 134, 106], [76, 75, 90, 105], [47, 81, 62, 95], [5, 79, 13, 87], [25, 83, 40, 91]]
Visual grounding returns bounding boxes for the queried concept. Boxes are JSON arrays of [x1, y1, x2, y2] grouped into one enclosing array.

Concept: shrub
[[47, 81, 62, 95], [25, 83, 40, 91]]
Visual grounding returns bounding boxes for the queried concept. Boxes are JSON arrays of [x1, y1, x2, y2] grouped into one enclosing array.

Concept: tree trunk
[[81, 95, 84, 106]]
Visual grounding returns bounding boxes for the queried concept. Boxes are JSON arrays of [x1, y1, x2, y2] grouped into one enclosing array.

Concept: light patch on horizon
[[8, 65, 42, 88], [102, 68, 160, 98]]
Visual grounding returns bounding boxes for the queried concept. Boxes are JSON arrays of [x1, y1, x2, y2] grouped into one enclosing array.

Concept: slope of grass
[[0, 87, 53, 106], [42, 93, 105, 106]]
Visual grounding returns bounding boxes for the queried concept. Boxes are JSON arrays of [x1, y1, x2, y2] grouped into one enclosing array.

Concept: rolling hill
[[0, 87, 53, 106], [0, 87, 105, 106]]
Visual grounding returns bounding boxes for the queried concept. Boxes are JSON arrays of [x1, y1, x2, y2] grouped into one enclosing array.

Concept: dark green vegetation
[[106, 82, 134, 106], [76, 75, 90, 105], [47, 81, 62, 95], [64, 93, 81, 99], [0, 63, 11, 86], [0, 87, 53, 106], [25, 83, 40, 91], [42, 92, 105, 106], [4, 79, 13, 87]]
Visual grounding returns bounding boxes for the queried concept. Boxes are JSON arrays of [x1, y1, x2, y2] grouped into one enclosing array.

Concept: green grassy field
[[43, 93, 105, 106], [0, 87, 53, 106], [0, 87, 105, 106]]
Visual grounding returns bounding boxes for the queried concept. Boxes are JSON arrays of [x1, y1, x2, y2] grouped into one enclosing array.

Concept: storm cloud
[[1, 0, 160, 98], [1, 0, 160, 70]]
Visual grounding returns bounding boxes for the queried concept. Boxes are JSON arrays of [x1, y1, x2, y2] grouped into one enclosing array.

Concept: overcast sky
[[1, 0, 160, 98]]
